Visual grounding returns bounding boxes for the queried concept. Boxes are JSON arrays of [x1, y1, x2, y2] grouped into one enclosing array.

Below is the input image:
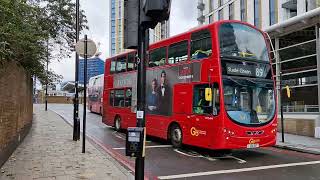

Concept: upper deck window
[[127, 52, 136, 71], [110, 59, 116, 74], [219, 23, 269, 62], [168, 40, 188, 64], [116, 56, 127, 73], [149, 47, 166, 67], [191, 29, 212, 60]]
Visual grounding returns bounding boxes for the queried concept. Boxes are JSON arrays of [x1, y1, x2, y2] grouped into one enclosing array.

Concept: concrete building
[[110, 0, 170, 56], [78, 56, 104, 84], [197, 0, 320, 137]]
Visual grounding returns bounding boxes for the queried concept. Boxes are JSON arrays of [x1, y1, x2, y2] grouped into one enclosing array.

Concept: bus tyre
[[99, 107, 102, 115], [170, 124, 182, 148], [114, 116, 121, 131]]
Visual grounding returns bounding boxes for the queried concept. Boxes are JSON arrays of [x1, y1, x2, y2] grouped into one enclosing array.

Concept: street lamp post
[[280, 72, 285, 142], [45, 39, 49, 111], [73, 0, 80, 141]]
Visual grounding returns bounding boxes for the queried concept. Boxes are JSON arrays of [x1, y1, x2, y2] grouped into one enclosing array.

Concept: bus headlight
[[224, 128, 235, 136]]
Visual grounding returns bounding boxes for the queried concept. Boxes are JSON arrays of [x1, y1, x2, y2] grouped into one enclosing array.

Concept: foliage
[[0, 0, 88, 84]]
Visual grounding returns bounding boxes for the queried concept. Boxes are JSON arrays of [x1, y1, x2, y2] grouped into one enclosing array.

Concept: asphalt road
[[47, 104, 320, 180]]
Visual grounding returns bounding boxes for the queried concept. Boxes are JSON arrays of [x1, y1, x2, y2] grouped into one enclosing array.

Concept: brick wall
[[0, 61, 33, 167]]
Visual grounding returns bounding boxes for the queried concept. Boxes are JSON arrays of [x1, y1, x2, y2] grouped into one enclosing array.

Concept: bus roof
[[148, 20, 259, 49], [106, 20, 261, 59], [106, 49, 136, 61], [89, 74, 104, 81]]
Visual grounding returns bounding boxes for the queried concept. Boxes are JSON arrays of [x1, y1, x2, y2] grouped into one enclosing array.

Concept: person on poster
[[147, 79, 159, 114], [157, 70, 171, 115]]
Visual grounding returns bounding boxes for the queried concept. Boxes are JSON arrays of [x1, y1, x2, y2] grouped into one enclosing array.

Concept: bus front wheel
[[170, 124, 182, 148], [114, 116, 121, 131]]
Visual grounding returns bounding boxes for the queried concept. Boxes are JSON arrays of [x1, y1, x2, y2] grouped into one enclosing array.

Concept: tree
[[0, 0, 88, 85]]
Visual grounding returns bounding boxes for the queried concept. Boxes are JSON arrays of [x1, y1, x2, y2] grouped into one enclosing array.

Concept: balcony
[[197, 2, 205, 11], [197, 15, 205, 23], [282, 0, 297, 10]]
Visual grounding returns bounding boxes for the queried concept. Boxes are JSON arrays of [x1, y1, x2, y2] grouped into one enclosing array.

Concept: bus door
[[189, 83, 220, 147]]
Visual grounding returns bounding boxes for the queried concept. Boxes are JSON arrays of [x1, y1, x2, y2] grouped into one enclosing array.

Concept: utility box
[[126, 127, 146, 157]]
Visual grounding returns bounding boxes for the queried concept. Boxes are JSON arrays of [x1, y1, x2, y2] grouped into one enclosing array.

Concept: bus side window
[[109, 90, 114, 106], [114, 89, 125, 107], [110, 59, 116, 74], [116, 56, 127, 73], [125, 88, 132, 107], [149, 47, 167, 67], [127, 53, 135, 71], [190, 29, 212, 60], [168, 40, 188, 64], [192, 83, 219, 115]]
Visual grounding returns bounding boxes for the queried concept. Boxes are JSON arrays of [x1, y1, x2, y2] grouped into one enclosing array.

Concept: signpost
[[123, 0, 171, 179], [75, 36, 97, 153]]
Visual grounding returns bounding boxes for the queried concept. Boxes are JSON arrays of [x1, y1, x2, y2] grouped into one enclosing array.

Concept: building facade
[[110, 0, 170, 56], [78, 57, 105, 84], [198, 0, 320, 137]]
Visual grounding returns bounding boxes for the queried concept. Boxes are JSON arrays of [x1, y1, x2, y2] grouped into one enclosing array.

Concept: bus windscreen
[[219, 23, 269, 62]]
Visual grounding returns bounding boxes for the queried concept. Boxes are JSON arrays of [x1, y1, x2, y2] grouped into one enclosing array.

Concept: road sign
[[75, 38, 97, 58]]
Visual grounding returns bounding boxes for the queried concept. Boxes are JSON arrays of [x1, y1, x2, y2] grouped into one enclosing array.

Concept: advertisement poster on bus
[[113, 62, 201, 116]]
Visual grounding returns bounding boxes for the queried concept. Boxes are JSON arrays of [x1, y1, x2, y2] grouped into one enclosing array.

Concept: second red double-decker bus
[[88, 74, 104, 115], [103, 20, 277, 150]]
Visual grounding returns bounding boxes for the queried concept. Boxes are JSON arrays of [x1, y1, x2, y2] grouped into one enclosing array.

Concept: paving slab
[[0, 106, 133, 180]]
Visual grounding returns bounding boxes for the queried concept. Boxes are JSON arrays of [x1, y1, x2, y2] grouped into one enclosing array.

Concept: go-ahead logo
[[190, 127, 207, 136], [249, 138, 260, 144]]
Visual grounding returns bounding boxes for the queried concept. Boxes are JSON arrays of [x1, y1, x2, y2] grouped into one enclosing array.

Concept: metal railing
[[282, 105, 319, 113]]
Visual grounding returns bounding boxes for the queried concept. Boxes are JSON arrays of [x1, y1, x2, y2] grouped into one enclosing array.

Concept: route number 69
[[256, 68, 264, 77]]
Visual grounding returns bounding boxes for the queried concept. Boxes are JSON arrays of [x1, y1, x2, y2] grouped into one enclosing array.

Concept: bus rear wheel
[[114, 116, 121, 131], [170, 124, 182, 148]]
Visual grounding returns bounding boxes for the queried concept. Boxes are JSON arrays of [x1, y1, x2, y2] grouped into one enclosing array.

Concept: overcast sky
[[50, 0, 198, 83]]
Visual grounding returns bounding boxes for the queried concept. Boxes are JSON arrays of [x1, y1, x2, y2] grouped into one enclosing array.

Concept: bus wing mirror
[[205, 88, 212, 101]]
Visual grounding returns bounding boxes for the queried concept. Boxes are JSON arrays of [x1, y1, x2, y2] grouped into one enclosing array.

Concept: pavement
[[276, 132, 320, 155], [0, 106, 133, 180]]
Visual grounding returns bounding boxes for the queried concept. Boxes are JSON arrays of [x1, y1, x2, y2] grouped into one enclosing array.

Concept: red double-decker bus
[[103, 20, 277, 150], [88, 74, 104, 115]]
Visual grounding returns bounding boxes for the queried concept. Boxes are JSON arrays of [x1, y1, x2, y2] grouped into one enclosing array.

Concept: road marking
[[173, 149, 246, 163], [112, 131, 126, 140], [158, 160, 320, 179], [214, 155, 247, 164], [173, 149, 202, 158], [113, 145, 172, 150]]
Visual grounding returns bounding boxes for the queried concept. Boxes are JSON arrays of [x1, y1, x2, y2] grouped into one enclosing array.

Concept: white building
[[198, 0, 320, 29], [198, 0, 320, 137]]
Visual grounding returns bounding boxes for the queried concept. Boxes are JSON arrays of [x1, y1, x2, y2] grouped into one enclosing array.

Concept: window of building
[[218, 10, 223, 20], [193, 83, 219, 115], [209, 0, 214, 12], [149, 47, 166, 67], [190, 29, 212, 60], [127, 52, 136, 71], [116, 56, 127, 73], [209, 15, 214, 23], [254, 0, 261, 28], [240, 0, 247, 22], [168, 40, 188, 64], [125, 88, 132, 107], [114, 89, 125, 107], [229, 2, 234, 20], [218, 0, 223, 7], [110, 59, 116, 74], [269, 0, 277, 25]]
